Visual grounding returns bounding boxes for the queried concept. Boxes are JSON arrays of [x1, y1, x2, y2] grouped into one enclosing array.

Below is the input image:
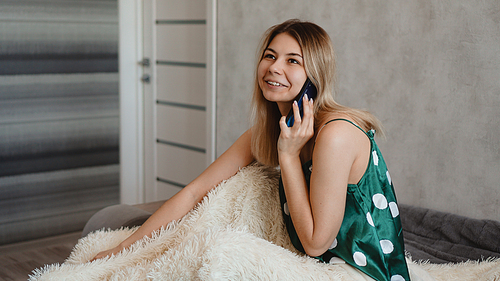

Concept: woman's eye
[[289, 59, 299, 64], [264, 54, 275, 60]]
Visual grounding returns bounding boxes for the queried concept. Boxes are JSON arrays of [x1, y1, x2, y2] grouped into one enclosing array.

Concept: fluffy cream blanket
[[30, 164, 499, 281]]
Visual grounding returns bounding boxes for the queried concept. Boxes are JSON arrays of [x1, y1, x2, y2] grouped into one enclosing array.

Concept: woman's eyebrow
[[265, 47, 277, 54], [265, 48, 302, 58], [287, 52, 303, 58]]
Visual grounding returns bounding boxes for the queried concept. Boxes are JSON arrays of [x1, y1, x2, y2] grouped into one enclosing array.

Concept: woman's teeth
[[267, 81, 283, 86]]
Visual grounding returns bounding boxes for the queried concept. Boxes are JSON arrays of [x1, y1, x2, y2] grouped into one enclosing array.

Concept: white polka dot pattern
[[276, 120, 411, 280], [366, 212, 375, 227], [380, 240, 394, 254], [329, 238, 338, 249], [353, 252, 367, 267], [389, 202, 399, 218], [391, 275, 406, 281], [373, 193, 388, 209], [328, 257, 345, 264], [372, 151, 379, 166]]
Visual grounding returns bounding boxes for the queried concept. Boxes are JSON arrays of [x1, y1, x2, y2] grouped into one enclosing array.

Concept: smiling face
[[257, 33, 308, 115]]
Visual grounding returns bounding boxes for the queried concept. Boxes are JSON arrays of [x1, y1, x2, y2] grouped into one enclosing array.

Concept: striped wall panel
[[0, 0, 119, 245]]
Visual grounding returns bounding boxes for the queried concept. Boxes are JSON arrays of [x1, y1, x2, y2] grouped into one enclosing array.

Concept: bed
[[31, 164, 500, 280]]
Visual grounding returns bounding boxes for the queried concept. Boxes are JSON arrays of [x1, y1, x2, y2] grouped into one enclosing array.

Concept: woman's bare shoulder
[[315, 114, 368, 153]]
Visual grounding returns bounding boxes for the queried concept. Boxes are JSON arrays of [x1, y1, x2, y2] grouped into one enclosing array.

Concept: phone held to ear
[[285, 78, 317, 127]]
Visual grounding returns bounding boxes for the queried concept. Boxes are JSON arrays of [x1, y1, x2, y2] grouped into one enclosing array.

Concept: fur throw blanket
[[30, 164, 500, 280]]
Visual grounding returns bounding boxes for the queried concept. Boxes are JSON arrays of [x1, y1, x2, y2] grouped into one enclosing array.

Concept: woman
[[93, 19, 410, 281]]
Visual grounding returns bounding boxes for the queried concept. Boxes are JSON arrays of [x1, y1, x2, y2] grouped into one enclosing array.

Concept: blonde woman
[[94, 19, 410, 281]]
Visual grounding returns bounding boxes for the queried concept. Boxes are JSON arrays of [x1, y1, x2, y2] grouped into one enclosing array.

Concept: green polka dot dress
[[279, 119, 411, 281]]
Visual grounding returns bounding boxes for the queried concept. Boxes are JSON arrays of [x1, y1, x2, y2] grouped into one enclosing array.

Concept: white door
[[142, 0, 216, 203]]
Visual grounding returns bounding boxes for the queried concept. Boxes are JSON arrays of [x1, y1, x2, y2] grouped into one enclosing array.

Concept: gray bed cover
[[400, 204, 500, 264]]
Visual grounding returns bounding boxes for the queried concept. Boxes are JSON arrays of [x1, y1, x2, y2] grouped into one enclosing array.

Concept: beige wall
[[216, 1, 500, 221]]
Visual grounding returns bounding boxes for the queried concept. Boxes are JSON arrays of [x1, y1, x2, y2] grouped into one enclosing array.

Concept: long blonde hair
[[251, 19, 383, 167]]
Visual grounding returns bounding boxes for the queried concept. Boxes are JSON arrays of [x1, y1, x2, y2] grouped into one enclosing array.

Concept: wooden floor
[[0, 231, 81, 281], [0, 201, 163, 280]]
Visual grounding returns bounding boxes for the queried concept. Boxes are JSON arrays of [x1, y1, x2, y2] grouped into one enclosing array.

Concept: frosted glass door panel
[[156, 143, 206, 187], [156, 105, 206, 150], [156, 24, 206, 64], [156, 65, 206, 107]]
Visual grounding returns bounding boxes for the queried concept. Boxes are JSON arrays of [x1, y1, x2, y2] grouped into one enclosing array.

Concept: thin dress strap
[[316, 118, 372, 140], [311, 118, 374, 158]]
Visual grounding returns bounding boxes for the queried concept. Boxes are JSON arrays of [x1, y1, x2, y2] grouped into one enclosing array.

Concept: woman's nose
[[269, 60, 283, 75]]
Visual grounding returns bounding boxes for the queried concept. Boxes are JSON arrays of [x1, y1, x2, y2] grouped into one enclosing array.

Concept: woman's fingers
[[91, 250, 109, 262], [302, 95, 314, 131], [280, 96, 314, 137], [278, 96, 314, 157], [291, 94, 314, 128], [89, 244, 125, 262], [279, 115, 289, 131], [292, 100, 302, 125]]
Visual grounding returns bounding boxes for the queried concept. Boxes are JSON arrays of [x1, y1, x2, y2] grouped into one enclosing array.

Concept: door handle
[[139, 58, 150, 67], [141, 74, 151, 83]]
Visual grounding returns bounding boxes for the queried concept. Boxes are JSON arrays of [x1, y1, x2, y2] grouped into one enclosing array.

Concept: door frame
[[119, 0, 217, 204]]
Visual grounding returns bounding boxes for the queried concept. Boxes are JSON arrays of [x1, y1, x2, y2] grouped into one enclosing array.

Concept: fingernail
[[294, 100, 298, 105], [304, 94, 309, 100]]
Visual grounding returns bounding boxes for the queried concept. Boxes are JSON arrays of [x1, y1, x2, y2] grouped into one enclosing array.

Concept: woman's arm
[[281, 121, 367, 256], [92, 129, 254, 261], [278, 98, 368, 257]]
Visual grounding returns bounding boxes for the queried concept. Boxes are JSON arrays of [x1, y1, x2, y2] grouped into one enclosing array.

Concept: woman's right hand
[[90, 244, 125, 262], [278, 95, 315, 159]]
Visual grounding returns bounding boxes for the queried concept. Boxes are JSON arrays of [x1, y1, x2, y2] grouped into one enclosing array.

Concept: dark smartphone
[[285, 78, 317, 127]]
